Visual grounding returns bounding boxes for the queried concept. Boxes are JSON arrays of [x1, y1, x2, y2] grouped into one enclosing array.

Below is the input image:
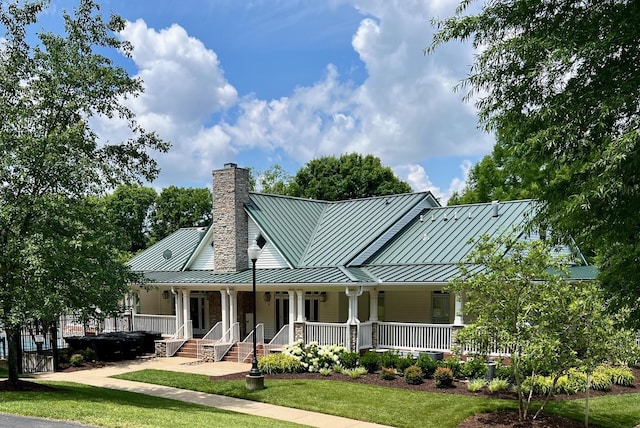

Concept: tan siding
[[384, 290, 430, 323], [138, 289, 174, 315], [318, 292, 340, 322]]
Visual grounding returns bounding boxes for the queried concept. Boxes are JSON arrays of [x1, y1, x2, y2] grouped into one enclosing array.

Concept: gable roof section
[[367, 200, 536, 265], [246, 193, 326, 266], [128, 227, 206, 272], [301, 192, 432, 267]]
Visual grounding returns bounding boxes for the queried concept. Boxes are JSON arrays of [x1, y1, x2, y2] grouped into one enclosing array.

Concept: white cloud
[[92, 1, 492, 190]]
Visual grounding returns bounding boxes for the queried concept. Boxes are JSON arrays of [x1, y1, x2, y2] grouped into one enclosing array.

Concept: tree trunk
[[5, 327, 21, 389]]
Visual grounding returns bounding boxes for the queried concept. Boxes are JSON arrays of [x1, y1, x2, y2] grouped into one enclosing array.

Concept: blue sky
[[45, 0, 492, 203]]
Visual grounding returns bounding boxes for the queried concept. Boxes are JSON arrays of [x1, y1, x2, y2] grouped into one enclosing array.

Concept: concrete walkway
[[36, 357, 392, 428]]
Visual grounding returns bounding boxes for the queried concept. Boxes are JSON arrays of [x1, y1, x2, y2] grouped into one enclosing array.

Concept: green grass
[[0, 381, 303, 428], [116, 369, 516, 428], [116, 369, 640, 428]]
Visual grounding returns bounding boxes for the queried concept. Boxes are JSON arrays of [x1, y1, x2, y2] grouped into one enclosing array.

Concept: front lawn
[[0, 381, 303, 428], [116, 369, 640, 428]]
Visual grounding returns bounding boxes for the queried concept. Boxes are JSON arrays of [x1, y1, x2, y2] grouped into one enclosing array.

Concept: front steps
[[174, 339, 198, 358], [173, 340, 264, 361]]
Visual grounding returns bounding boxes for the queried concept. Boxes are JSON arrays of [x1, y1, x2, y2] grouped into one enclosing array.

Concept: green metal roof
[[128, 227, 207, 271], [246, 193, 326, 266], [366, 200, 536, 265]]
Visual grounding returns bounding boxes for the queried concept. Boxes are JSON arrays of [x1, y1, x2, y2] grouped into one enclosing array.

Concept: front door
[[190, 296, 207, 336]]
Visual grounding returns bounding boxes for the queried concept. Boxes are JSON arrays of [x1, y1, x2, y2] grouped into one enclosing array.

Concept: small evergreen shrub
[[439, 357, 463, 379], [378, 350, 400, 369], [434, 367, 454, 388], [487, 378, 509, 393], [258, 353, 303, 374], [359, 351, 380, 373], [380, 367, 397, 381], [416, 353, 438, 378], [494, 362, 515, 384], [338, 351, 359, 369], [461, 356, 488, 380], [404, 365, 424, 385], [70, 353, 84, 367], [396, 355, 416, 374], [467, 378, 486, 392], [80, 347, 97, 362], [58, 348, 72, 365]]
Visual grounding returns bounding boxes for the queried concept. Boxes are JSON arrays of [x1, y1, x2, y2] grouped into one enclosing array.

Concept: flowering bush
[[283, 340, 349, 373]]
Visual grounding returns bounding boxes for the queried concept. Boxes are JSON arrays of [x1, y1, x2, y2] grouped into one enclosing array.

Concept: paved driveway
[[0, 413, 94, 427]]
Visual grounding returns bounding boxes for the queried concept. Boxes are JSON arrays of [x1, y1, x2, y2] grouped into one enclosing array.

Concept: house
[[127, 163, 596, 359]]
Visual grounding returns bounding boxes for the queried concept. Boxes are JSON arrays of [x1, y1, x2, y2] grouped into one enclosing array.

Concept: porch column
[[288, 289, 296, 345], [454, 293, 464, 326], [296, 290, 305, 322], [368, 288, 378, 322], [175, 289, 183, 332], [228, 289, 238, 339], [220, 290, 229, 340], [182, 289, 191, 339], [345, 287, 363, 324], [204, 295, 210, 331]]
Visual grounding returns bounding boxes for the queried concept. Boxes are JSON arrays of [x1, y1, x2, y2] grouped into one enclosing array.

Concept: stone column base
[[245, 375, 265, 390]]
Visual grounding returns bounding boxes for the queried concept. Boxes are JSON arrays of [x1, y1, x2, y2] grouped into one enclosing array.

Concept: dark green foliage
[[416, 353, 439, 378], [380, 367, 397, 381], [70, 354, 84, 367], [378, 350, 401, 370], [150, 186, 212, 242], [80, 347, 97, 362], [430, 0, 640, 325], [439, 357, 463, 380], [396, 356, 416, 374], [103, 185, 157, 253], [338, 351, 359, 370], [288, 153, 412, 201], [494, 362, 515, 384], [403, 365, 424, 385], [359, 351, 380, 373], [461, 356, 488, 380], [434, 367, 454, 388]]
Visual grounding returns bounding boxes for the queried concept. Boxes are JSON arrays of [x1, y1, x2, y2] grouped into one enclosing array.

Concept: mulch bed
[[211, 366, 640, 428]]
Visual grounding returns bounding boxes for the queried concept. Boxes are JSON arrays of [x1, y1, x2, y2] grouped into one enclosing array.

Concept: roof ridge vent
[[492, 200, 500, 218]]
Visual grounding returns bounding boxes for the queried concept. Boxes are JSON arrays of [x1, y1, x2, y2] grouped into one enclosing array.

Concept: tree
[[150, 186, 212, 242], [288, 153, 412, 201], [447, 144, 542, 205], [0, 0, 168, 388], [429, 1, 640, 325], [103, 185, 157, 253], [256, 164, 294, 195], [449, 236, 636, 422]]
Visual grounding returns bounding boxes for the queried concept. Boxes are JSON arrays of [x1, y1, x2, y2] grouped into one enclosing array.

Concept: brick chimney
[[212, 163, 250, 272]]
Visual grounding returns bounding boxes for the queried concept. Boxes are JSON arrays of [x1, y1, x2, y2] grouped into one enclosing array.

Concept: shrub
[[488, 378, 509, 393], [378, 350, 401, 369], [589, 369, 612, 391], [258, 353, 303, 374], [380, 367, 397, 381], [467, 378, 486, 392], [416, 353, 439, 378], [80, 347, 97, 362], [58, 348, 72, 365], [404, 365, 424, 385], [555, 369, 587, 395], [319, 367, 332, 376], [282, 340, 349, 372], [461, 356, 488, 380], [396, 355, 416, 374], [439, 357, 463, 379], [344, 367, 368, 379], [70, 353, 84, 367], [601, 365, 635, 387], [434, 367, 454, 388], [338, 351, 359, 369], [359, 351, 380, 373], [494, 362, 515, 384]]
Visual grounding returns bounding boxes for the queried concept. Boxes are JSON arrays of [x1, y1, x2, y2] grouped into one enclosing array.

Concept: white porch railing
[[133, 314, 176, 336], [358, 322, 373, 351], [165, 320, 193, 357], [377, 322, 454, 352], [197, 322, 223, 360], [264, 324, 289, 353], [215, 323, 240, 362], [306, 322, 350, 347], [237, 323, 264, 363]]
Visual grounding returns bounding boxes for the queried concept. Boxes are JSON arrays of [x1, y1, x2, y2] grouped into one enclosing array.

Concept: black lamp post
[[246, 240, 264, 389]]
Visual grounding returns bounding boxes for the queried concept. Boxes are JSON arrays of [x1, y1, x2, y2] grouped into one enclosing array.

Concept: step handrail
[[215, 323, 240, 362]]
